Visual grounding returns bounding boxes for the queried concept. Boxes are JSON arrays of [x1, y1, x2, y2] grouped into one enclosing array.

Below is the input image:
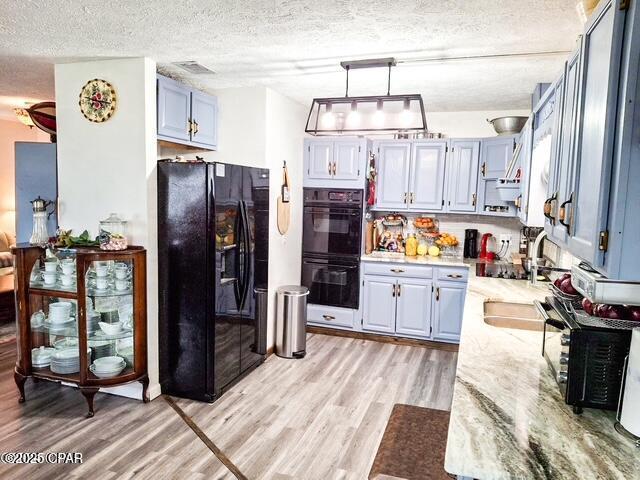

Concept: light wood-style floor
[[0, 333, 457, 480]]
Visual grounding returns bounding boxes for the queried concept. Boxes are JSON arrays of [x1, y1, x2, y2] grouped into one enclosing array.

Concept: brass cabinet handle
[[472, 193, 477, 207], [390, 268, 405, 273], [328, 162, 332, 175], [436, 287, 440, 301], [481, 162, 486, 177], [558, 192, 574, 231], [332, 162, 337, 176], [403, 192, 408, 204], [193, 120, 199, 135], [322, 315, 335, 321], [447, 274, 463, 279], [397, 284, 401, 297], [543, 192, 558, 224], [188, 119, 193, 134], [392, 284, 396, 297], [410, 192, 415, 204]]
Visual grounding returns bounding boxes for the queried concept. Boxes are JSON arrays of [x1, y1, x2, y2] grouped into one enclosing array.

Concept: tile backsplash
[[371, 211, 523, 258]]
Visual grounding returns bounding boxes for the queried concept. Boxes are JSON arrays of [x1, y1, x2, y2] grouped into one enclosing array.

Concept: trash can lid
[[277, 285, 309, 296]]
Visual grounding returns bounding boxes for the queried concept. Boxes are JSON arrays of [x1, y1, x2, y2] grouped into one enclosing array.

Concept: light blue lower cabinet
[[362, 275, 397, 334], [360, 265, 467, 343], [395, 278, 433, 338], [433, 281, 467, 343]]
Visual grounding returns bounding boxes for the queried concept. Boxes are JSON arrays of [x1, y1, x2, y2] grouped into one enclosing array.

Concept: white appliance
[[571, 264, 640, 306], [619, 328, 640, 439]]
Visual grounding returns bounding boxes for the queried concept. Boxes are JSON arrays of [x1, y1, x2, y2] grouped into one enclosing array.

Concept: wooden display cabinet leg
[[14, 369, 27, 403], [80, 387, 99, 418], [140, 376, 150, 403]]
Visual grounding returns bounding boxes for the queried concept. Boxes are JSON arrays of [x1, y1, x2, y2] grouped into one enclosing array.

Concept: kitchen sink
[[483, 301, 543, 331]]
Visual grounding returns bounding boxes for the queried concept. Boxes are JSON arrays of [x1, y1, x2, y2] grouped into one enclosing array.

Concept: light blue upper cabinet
[[432, 281, 466, 343], [480, 136, 516, 179], [409, 141, 447, 211], [190, 90, 218, 149], [157, 75, 191, 142], [568, 0, 626, 266], [306, 140, 334, 180], [157, 74, 218, 150], [516, 117, 534, 223], [395, 278, 433, 339], [447, 140, 480, 213], [333, 140, 362, 181], [362, 275, 397, 334], [551, 43, 583, 244], [375, 142, 412, 210], [303, 138, 367, 188]]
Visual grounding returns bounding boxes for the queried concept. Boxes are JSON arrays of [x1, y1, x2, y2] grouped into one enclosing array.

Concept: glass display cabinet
[[11, 245, 148, 417]]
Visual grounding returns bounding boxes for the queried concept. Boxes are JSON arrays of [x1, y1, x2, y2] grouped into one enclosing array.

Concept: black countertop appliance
[[157, 161, 269, 402], [464, 229, 479, 258]]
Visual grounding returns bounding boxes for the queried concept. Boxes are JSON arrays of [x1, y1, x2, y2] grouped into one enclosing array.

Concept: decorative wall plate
[[78, 79, 116, 122]]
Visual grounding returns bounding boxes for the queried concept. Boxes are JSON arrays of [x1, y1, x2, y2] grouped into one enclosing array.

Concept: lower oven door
[[301, 257, 360, 309]]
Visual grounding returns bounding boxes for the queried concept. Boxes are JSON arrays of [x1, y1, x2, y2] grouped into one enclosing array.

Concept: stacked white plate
[[90, 356, 125, 378], [50, 347, 89, 374], [32, 346, 55, 369]]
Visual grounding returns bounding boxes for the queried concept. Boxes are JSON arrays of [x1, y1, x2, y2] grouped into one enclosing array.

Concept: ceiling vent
[[172, 61, 215, 75]]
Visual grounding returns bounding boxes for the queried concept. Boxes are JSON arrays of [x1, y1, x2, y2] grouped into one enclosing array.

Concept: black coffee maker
[[464, 229, 479, 258]]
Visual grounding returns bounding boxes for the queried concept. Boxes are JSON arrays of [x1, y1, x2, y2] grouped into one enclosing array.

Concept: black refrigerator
[[158, 161, 269, 402]]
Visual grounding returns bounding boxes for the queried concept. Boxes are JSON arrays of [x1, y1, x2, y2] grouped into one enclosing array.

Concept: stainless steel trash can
[[276, 285, 309, 358]]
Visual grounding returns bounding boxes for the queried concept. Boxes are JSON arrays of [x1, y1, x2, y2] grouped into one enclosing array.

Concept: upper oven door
[[302, 206, 362, 257]]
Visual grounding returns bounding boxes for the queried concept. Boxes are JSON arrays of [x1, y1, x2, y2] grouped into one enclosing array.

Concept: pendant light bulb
[[321, 102, 335, 128], [374, 99, 385, 127], [347, 101, 360, 127]]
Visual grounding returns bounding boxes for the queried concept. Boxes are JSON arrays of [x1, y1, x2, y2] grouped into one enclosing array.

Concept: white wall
[[427, 109, 530, 138], [55, 57, 159, 399]]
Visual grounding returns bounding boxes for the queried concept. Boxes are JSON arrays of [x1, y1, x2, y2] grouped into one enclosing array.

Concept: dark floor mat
[[369, 404, 453, 480]]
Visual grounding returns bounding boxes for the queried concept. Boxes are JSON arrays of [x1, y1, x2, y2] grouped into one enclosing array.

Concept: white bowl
[[90, 364, 125, 378], [98, 321, 122, 335], [93, 356, 124, 369]]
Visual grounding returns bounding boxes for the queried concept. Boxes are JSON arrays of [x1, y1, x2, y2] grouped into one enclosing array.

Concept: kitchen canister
[[619, 328, 640, 438]]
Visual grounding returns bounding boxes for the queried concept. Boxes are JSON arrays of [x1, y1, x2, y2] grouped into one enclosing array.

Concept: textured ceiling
[[0, 0, 582, 118]]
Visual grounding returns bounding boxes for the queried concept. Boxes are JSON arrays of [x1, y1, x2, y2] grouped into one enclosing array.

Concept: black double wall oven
[[301, 188, 363, 309]]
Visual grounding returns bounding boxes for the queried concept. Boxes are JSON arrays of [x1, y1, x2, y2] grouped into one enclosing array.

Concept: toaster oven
[[537, 296, 632, 414]]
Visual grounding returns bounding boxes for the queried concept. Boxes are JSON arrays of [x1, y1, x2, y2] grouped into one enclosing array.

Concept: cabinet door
[[447, 140, 480, 213], [333, 140, 362, 181], [544, 75, 565, 234], [362, 276, 397, 334], [395, 278, 433, 339], [190, 91, 218, 148], [517, 118, 534, 223], [408, 141, 447, 211], [569, 0, 625, 265], [551, 45, 583, 244], [375, 142, 411, 210], [433, 281, 466, 343], [480, 136, 516, 179], [306, 140, 334, 180], [157, 76, 191, 142]]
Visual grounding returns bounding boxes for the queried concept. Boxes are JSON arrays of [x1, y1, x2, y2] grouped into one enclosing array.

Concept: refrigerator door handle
[[233, 201, 243, 310], [239, 200, 251, 310]]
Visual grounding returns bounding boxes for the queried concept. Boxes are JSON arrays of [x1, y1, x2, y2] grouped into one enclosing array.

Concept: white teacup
[[114, 265, 128, 280], [95, 264, 109, 277], [61, 262, 75, 275], [61, 274, 74, 287], [43, 271, 57, 285], [96, 277, 109, 290], [115, 279, 128, 291], [44, 260, 58, 272]]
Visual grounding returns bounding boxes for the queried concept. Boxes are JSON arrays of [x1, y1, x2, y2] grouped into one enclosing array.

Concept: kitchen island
[[445, 273, 640, 479]]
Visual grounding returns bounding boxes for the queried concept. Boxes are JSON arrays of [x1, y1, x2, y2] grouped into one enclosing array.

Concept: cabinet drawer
[[436, 267, 469, 282], [307, 304, 354, 328], [362, 262, 433, 279]]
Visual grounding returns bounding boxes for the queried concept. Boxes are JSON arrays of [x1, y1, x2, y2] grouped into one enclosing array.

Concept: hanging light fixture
[[14, 107, 35, 128], [305, 57, 427, 135]]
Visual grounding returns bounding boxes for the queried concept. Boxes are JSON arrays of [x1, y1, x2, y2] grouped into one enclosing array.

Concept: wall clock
[[78, 79, 117, 122]]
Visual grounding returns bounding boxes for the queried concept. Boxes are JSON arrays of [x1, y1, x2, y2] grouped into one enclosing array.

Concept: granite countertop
[[361, 252, 470, 268], [444, 273, 640, 479]]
